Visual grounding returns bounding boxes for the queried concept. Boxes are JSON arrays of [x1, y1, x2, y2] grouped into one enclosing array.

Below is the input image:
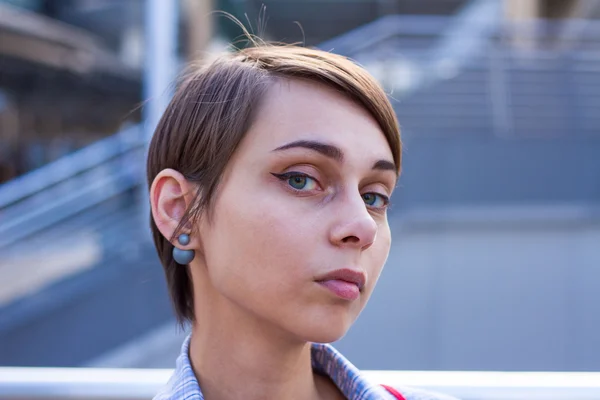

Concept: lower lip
[[318, 280, 360, 301]]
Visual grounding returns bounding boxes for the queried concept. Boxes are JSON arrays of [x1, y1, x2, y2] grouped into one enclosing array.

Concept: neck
[[189, 287, 341, 400]]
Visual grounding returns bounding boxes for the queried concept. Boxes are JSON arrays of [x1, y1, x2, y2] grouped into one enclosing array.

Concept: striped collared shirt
[[153, 334, 458, 400]]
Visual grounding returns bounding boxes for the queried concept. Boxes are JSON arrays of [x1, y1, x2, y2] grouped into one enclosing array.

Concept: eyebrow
[[372, 159, 397, 173], [272, 139, 397, 175], [273, 140, 343, 162]]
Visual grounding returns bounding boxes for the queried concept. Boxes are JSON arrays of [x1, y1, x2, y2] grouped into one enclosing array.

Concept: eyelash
[[270, 171, 390, 210]]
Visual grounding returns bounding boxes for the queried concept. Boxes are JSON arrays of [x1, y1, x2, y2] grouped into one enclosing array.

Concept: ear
[[150, 168, 200, 247]]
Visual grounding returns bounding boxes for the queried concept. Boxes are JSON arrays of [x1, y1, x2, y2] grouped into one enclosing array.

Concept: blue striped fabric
[[153, 334, 458, 400], [153, 334, 394, 400]]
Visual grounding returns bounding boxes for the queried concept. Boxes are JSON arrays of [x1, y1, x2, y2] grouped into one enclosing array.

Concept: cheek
[[203, 184, 320, 300]]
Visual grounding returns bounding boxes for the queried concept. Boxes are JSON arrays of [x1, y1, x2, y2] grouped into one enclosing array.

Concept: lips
[[315, 268, 366, 301]]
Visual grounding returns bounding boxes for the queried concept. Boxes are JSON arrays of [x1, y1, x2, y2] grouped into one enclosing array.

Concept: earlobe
[[150, 168, 196, 243]]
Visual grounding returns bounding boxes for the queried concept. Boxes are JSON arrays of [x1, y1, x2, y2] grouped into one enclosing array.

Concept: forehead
[[243, 78, 393, 162]]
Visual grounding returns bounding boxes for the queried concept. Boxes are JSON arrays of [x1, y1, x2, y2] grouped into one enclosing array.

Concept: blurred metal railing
[[0, 125, 144, 249], [1, 367, 600, 400]]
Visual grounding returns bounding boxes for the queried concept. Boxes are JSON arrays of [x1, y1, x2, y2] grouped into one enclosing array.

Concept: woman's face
[[196, 79, 397, 343]]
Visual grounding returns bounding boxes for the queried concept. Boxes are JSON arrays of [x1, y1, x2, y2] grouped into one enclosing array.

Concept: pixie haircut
[[147, 43, 402, 324]]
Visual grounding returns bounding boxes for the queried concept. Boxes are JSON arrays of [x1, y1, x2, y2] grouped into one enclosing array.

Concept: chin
[[306, 329, 348, 344], [295, 312, 355, 344]]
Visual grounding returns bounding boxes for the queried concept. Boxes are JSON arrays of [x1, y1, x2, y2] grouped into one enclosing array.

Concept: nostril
[[342, 236, 360, 243]]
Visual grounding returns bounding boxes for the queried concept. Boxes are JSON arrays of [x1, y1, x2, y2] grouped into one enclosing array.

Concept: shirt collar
[[154, 334, 393, 400]]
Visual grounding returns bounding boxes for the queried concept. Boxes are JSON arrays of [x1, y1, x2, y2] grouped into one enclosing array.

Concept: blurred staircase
[[0, 126, 173, 367], [319, 12, 600, 208]]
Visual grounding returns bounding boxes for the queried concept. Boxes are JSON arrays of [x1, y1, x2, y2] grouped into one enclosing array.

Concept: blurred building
[[0, 0, 143, 182]]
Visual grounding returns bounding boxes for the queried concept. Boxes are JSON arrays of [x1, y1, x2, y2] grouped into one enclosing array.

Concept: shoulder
[[392, 385, 461, 400]]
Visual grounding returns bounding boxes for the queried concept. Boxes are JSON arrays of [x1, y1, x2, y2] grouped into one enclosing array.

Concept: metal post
[[140, 0, 179, 239]]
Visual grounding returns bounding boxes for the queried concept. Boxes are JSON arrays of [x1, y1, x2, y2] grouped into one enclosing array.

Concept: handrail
[[1, 368, 600, 400], [0, 125, 142, 209], [0, 125, 144, 249], [0, 162, 140, 248]]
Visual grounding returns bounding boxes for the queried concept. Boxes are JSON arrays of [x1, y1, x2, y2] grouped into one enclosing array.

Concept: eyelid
[[362, 180, 393, 198], [360, 172, 395, 193], [272, 171, 316, 181], [272, 163, 323, 182]]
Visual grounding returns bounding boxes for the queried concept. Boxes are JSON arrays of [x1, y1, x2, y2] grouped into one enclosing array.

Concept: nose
[[329, 192, 378, 251]]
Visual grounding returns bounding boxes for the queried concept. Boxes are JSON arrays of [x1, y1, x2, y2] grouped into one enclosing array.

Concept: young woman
[[148, 43, 458, 400]]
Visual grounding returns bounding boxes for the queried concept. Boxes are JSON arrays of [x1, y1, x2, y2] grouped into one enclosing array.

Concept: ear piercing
[[172, 233, 195, 265]]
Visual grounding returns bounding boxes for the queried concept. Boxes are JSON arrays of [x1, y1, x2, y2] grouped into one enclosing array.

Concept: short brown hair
[[146, 43, 402, 324]]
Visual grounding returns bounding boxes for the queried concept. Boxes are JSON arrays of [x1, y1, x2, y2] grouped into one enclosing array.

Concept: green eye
[[289, 175, 308, 189], [271, 172, 319, 191], [288, 174, 318, 190], [362, 193, 388, 208]]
